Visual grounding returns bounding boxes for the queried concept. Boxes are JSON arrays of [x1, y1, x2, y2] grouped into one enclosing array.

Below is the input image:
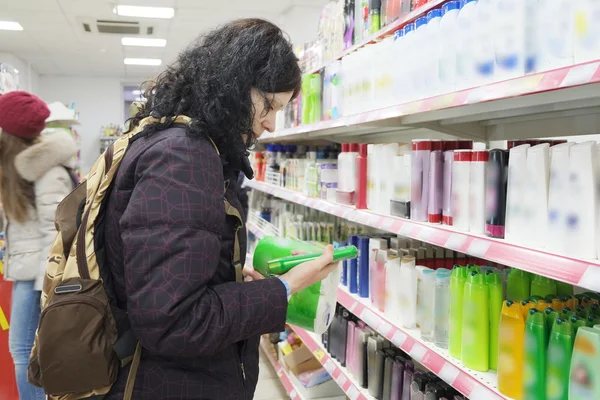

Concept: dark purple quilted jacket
[[103, 126, 288, 399]]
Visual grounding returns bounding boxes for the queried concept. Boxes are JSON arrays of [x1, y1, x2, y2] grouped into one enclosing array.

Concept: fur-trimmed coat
[[3, 130, 77, 290]]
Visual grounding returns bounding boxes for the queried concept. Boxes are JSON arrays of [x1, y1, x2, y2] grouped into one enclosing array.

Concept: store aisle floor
[[255, 352, 289, 400]]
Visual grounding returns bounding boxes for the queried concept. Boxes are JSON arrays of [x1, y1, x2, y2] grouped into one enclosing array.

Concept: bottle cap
[[485, 271, 501, 285], [349, 143, 359, 152], [442, 1, 460, 14], [454, 149, 471, 162], [403, 23, 415, 34], [427, 9, 442, 21], [415, 17, 427, 29], [431, 140, 443, 151], [412, 139, 432, 151], [358, 143, 368, 156], [471, 150, 489, 162], [545, 307, 555, 314], [341, 143, 349, 152], [506, 300, 514, 307]]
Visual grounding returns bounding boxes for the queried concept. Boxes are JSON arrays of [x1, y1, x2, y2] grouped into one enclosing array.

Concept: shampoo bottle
[[411, 140, 432, 222], [435, 269, 452, 349], [449, 266, 468, 359], [451, 150, 472, 232], [486, 271, 503, 370], [531, 275, 558, 298], [497, 300, 525, 399], [427, 141, 444, 223], [523, 309, 548, 400], [507, 268, 531, 303], [485, 149, 509, 238], [398, 256, 418, 329], [419, 269, 437, 342], [570, 325, 600, 399], [546, 318, 575, 400], [461, 272, 490, 371]]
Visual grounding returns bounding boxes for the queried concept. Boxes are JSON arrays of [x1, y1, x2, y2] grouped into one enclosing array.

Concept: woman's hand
[[242, 265, 264, 282], [280, 245, 339, 295]]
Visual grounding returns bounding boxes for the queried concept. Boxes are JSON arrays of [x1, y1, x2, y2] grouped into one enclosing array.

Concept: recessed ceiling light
[[121, 37, 167, 47], [124, 58, 162, 66], [114, 5, 175, 19], [0, 21, 24, 31]]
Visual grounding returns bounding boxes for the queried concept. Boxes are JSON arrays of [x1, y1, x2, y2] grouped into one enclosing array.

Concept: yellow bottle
[[498, 300, 525, 399]]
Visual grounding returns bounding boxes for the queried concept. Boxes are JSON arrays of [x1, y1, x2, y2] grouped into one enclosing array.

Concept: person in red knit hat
[[0, 91, 78, 399]]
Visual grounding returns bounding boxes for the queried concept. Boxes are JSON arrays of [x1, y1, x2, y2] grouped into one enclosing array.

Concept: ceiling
[[0, 0, 325, 79]]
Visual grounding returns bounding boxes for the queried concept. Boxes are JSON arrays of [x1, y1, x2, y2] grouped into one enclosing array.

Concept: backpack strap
[[123, 342, 142, 400]]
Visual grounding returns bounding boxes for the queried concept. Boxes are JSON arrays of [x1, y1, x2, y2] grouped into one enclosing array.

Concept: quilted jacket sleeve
[[120, 136, 288, 357]]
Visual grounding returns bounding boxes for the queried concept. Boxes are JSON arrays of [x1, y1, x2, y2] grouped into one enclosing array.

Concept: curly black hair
[[129, 18, 302, 158]]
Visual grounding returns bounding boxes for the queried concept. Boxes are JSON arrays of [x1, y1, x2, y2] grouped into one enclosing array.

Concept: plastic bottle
[[494, 0, 527, 81], [497, 300, 525, 399], [544, 307, 561, 336], [506, 268, 531, 302], [398, 256, 418, 329], [461, 271, 490, 371], [434, 269, 451, 349], [451, 150, 471, 231], [455, 0, 479, 91], [369, 0, 382, 33], [449, 266, 468, 359], [574, 0, 600, 64], [485, 149, 509, 238], [472, 0, 497, 86], [412, 16, 429, 99], [530, 275, 558, 298], [427, 141, 444, 223], [523, 309, 548, 400], [469, 150, 489, 234], [537, 0, 574, 72], [356, 144, 368, 209], [420, 269, 437, 342], [546, 318, 575, 400], [556, 281, 574, 297], [411, 140, 432, 222], [402, 23, 416, 103], [486, 271, 503, 370], [570, 325, 600, 399], [358, 236, 370, 298], [424, 8, 442, 98], [438, 1, 461, 94]]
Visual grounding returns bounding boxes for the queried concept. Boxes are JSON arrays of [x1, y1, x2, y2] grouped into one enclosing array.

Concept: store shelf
[[264, 61, 600, 144], [336, 287, 509, 400], [304, 0, 448, 76], [291, 327, 376, 400], [260, 336, 347, 400], [244, 179, 600, 292], [259, 337, 305, 400]]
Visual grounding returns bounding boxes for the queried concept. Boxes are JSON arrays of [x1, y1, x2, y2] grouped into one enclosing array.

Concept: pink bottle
[[442, 141, 459, 225], [411, 140, 432, 222], [428, 140, 444, 223]]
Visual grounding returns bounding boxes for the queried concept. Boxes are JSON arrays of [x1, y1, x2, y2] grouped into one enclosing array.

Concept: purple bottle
[[411, 140, 432, 222]]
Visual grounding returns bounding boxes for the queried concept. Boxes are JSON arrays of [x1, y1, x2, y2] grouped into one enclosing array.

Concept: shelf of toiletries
[[244, 178, 600, 293], [280, 0, 600, 139], [260, 337, 307, 400], [292, 327, 376, 400]]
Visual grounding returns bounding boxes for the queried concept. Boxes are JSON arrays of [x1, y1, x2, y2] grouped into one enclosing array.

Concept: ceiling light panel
[[0, 21, 24, 31], [124, 58, 162, 66], [114, 5, 175, 19], [121, 37, 167, 47]]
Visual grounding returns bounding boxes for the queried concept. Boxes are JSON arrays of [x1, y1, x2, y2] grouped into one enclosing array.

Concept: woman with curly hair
[[104, 19, 339, 399]]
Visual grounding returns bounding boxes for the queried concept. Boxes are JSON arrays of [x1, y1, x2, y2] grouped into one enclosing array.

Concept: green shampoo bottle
[[547, 318, 575, 400], [544, 308, 561, 337], [523, 309, 548, 400], [507, 269, 531, 302], [461, 271, 489, 372], [531, 275, 558, 298], [556, 281, 573, 297], [449, 266, 468, 359], [486, 271, 503, 370], [570, 325, 600, 399]]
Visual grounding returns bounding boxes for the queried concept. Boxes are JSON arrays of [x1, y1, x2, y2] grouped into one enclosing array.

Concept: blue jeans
[[8, 281, 46, 400]]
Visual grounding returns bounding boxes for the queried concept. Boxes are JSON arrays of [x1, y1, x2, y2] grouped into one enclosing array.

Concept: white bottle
[[402, 23, 417, 103], [412, 16, 429, 100], [505, 144, 530, 243], [537, 0, 574, 72], [385, 253, 402, 323], [451, 150, 471, 232], [523, 143, 550, 250], [392, 29, 406, 105], [398, 256, 418, 329], [494, 0, 527, 81], [469, 150, 488, 234], [424, 8, 443, 98], [419, 269, 437, 342], [574, 0, 600, 64], [566, 142, 598, 260], [546, 142, 573, 255], [472, 0, 498, 86], [438, 1, 462, 94], [455, 0, 479, 91]]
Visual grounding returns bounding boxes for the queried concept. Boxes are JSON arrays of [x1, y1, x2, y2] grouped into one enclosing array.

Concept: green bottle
[[507, 269, 531, 302], [571, 316, 588, 333], [486, 271, 503, 370], [467, 264, 481, 274], [570, 325, 600, 399], [544, 308, 560, 337], [587, 315, 600, 327], [546, 318, 575, 400], [583, 292, 600, 303], [461, 272, 489, 372], [562, 307, 575, 320], [555, 281, 573, 297], [523, 309, 548, 400], [449, 266, 468, 359], [530, 275, 558, 298], [575, 294, 593, 308], [252, 236, 339, 333]]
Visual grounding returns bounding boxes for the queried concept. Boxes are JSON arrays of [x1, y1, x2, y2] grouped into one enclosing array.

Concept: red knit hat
[[0, 91, 50, 139]]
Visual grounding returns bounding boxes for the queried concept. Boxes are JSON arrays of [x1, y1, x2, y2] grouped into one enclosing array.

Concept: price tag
[[313, 349, 326, 361]]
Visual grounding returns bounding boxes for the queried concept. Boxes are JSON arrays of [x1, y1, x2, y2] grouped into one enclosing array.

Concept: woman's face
[[250, 88, 293, 138]]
